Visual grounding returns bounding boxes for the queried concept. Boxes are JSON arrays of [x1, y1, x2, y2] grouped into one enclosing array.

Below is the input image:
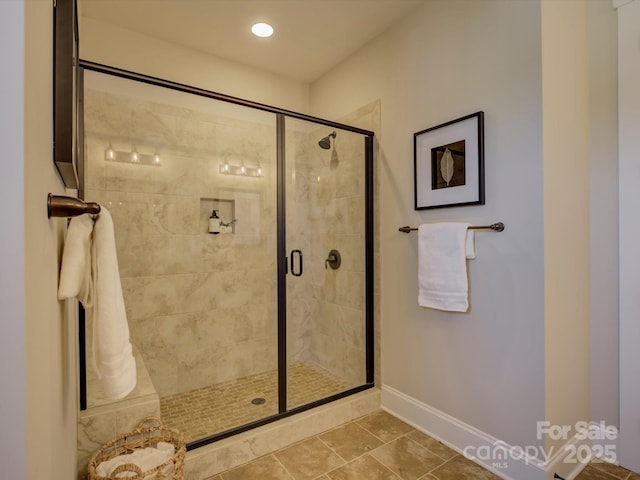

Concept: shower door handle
[[290, 249, 303, 277]]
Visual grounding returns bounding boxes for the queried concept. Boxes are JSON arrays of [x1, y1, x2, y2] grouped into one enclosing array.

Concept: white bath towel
[[91, 207, 136, 399], [96, 441, 175, 479], [418, 223, 473, 312], [58, 207, 136, 399]]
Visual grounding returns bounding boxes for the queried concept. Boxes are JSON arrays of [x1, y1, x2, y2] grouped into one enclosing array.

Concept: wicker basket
[[87, 417, 186, 480]]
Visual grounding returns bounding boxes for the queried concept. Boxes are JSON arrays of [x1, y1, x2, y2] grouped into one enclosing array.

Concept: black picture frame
[[53, 0, 79, 189], [414, 111, 484, 210]]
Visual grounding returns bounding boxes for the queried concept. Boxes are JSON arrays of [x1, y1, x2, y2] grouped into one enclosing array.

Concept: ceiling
[[79, 0, 427, 83]]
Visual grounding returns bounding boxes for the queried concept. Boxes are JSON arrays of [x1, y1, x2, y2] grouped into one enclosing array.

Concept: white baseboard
[[544, 429, 592, 480], [381, 385, 590, 480]]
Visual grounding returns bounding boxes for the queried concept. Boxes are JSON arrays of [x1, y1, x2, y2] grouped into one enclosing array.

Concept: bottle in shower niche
[[208, 209, 221, 234]]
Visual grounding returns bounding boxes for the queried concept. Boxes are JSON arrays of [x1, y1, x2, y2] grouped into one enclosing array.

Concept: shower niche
[[200, 197, 235, 235], [79, 63, 374, 450]]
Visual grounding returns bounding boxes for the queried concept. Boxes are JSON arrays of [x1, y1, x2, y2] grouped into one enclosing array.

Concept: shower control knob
[[325, 250, 341, 270]]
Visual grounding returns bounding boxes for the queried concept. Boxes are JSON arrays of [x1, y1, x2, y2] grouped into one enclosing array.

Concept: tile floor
[[205, 410, 639, 480], [160, 362, 353, 443], [577, 462, 640, 480]]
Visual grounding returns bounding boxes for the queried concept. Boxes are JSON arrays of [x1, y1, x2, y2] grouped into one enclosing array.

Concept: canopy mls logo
[[463, 421, 618, 470]]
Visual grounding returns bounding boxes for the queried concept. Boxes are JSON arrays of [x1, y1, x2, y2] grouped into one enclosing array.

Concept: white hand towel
[[91, 207, 137, 399], [58, 214, 94, 307], [418, 222, 472, 312], [466, 229, 476, 260]]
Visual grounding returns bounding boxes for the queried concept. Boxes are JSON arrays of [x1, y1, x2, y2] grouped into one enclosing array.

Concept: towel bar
[[398, 222, 505, 233], [47, 193, 101, 218]]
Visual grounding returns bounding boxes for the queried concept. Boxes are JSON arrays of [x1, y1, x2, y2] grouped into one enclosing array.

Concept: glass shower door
[[284, 117, 368, 410]]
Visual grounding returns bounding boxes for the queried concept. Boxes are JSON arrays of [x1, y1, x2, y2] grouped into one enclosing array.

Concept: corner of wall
[[587, 0, 619, 431], [24, 0, 78, 478], [541, 0, 591, 464]]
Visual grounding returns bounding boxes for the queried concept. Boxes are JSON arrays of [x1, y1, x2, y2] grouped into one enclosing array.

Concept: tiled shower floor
[[160, 362, 354, 443]]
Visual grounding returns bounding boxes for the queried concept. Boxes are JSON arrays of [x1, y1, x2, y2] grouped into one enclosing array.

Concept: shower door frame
[[77, 61, 375, 450]]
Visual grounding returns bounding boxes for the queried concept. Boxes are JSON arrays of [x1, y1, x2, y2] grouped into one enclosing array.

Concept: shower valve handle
[[325, 250, 341, 270]]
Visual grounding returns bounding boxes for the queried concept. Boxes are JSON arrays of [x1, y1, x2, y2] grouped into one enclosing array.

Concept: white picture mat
[[415, 116, 479, 208]]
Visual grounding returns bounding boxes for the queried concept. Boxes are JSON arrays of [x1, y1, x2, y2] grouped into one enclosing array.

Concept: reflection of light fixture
[[219, 161, 264, 177], [105, 144, 115, 161], [104, 145, 162, 167]]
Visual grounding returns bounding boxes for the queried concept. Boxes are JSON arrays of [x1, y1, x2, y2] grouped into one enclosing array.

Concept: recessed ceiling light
[[251, 22, 274, 38]]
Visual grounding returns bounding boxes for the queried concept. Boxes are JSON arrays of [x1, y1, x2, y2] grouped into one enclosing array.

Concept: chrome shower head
[[318, 131, 337, 149]]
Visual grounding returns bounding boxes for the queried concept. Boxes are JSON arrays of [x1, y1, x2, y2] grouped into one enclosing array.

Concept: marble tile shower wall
[[84, 89, 278, 397]]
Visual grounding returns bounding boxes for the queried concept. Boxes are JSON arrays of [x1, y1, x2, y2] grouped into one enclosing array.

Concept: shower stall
[[79, 62, 374, 449]]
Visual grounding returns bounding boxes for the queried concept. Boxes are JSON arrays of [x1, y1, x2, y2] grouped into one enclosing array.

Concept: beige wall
[[0, 1, 26, 477], [1, 1, 83, 477], [311, 0, 617, 463], [80, 17, 310, 114], [24, 0, 78, 478], [541, 0, 591, 455], [312, 0, 547, 449]]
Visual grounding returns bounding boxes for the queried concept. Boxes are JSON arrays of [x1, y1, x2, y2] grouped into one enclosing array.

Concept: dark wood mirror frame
[[53, 0, 79, 188]]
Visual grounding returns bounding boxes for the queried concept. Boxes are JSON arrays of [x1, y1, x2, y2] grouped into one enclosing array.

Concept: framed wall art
[[414, 111, 484, 210], [54, 0, 80, 188]]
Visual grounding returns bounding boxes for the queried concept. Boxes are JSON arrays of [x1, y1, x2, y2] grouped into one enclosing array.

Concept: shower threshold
[[160, 362, 356, 444]]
